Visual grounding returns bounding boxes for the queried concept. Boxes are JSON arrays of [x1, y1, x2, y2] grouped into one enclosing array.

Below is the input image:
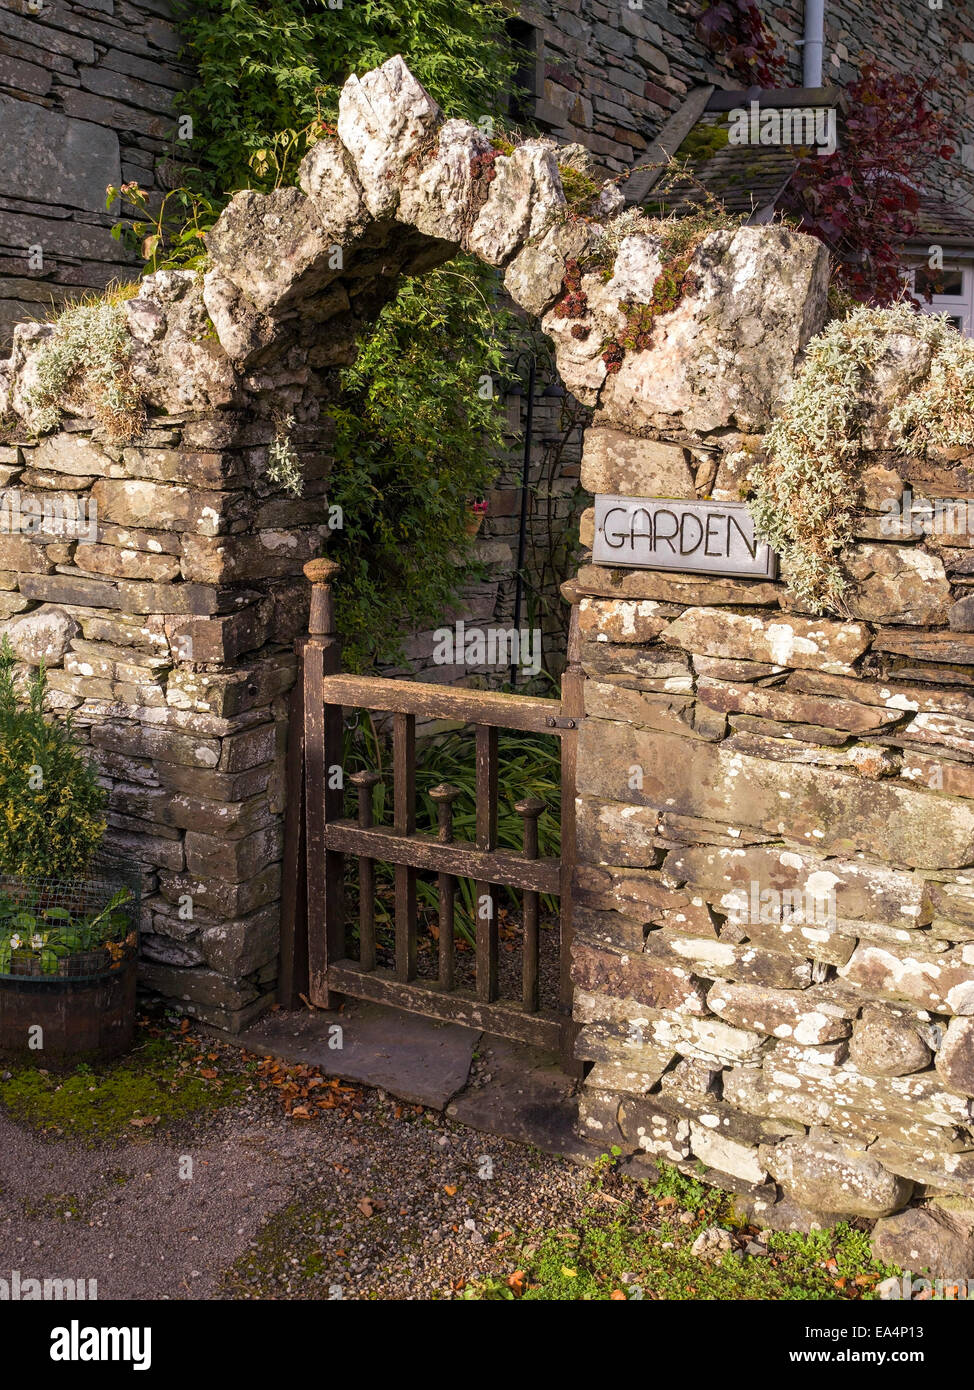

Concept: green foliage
[[0, 886, 133, 977], [0, 640, 107, 880], [328, 260, 529, 671], [268, 414, 304, 497], [463, 1163, 897, 1301], [174, 0, 519, 199], [106, 181, 219, 274], [22, 296, 145, 441], [558, 165, 601, 216], [749, 301, 974, 613]]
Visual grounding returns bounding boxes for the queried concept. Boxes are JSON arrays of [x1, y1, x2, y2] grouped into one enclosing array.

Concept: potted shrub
[[0, 639, 139, 1058]]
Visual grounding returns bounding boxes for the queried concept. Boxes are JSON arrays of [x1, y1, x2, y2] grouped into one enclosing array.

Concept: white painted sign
[[593, 495, 778, 579]]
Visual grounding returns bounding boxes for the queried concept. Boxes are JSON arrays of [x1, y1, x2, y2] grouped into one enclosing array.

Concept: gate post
[[278, 651, 308, 1009], [302, 558, 346, 1008], [559, 580, 584, 1075]]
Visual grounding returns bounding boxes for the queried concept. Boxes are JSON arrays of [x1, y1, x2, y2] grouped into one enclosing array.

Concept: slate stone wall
[[0, 0, 190, 347]]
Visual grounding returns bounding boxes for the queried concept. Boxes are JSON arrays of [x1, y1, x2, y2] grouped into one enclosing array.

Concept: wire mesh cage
[[0, 852, 141, 983]]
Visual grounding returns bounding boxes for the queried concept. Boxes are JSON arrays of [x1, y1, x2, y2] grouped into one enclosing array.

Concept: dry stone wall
[[568, 246, 974, 1224]]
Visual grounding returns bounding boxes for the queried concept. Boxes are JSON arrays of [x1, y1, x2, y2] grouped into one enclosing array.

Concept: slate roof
[[632, 91, 974, 255]]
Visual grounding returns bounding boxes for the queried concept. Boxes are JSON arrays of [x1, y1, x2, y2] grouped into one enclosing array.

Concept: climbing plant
[[695, 0, 787, 88], [174, 0, 519, 196], [328, 262, 533, 672], [781, 63, 955, 307]]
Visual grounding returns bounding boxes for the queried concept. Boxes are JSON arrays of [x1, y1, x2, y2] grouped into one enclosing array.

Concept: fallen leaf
[[129, 1115, 160, 1128], [561, 1266, 577, 1278], [358, 1197, 376, 1217], [199, 1068, 218, 1080], [290, 1105, 312, 1119], [610, 1290, 627, 1300], [444, 1185, 458, 1196], [506, 1270, 526, 1295]]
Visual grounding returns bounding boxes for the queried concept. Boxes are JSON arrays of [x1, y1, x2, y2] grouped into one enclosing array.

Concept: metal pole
[[803, 0, 825, 89], [510, 354, 536, 689]]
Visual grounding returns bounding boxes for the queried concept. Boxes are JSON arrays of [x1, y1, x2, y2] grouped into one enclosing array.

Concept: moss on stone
[[558, 165, 601, 216], [675, 122, 731, 163]]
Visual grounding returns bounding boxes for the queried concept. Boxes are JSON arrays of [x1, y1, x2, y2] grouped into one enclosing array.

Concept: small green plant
[[268, 414, 303, 497], [0, 639, 107, 879], [0, 886, 133, 976], [106, 181, 220, 274], [22, 295, 145, 441], [749, 301, 974, 613]]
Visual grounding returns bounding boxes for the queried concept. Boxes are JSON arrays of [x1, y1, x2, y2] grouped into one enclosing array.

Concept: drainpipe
[[803, 0, 826, 89]]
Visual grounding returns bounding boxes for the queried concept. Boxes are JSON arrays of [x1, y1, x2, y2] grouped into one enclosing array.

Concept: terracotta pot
[[465, 512, 484, 537]]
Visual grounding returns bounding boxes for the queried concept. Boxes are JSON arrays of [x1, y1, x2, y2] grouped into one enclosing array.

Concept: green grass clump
[[462, 1161, 897, 1301]]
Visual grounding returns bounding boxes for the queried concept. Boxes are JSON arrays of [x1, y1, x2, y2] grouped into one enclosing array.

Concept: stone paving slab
[[237, 1001, 479, 1110], [446, 1036, 600, 1165]]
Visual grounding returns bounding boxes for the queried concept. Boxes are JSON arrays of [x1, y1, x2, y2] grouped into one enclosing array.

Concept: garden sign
[[592, 495, 778, 580]]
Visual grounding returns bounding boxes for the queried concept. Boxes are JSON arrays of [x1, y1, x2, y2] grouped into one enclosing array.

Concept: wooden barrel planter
[[0, 861, 140, 1060]]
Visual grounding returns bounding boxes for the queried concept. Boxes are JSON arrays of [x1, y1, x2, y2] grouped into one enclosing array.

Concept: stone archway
[[0, 55, 828, 1033]]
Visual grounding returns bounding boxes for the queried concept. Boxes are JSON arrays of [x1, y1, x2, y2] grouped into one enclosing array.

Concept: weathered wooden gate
[[279, 558, 582, 1069]]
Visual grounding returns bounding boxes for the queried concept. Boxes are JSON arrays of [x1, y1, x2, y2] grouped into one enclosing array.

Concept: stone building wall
[[0, 0, 190, 345]]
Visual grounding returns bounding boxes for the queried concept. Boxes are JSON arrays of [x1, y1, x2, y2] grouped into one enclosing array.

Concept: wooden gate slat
[[318, 673, 563, 733], [321, 823, 560, 892], [328, 961, 563, 1052], [393, 712, 417, 983], [475, 725, 499, 1003]]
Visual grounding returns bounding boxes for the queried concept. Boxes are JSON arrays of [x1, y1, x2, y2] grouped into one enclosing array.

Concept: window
[[911, 260, 974, 337], [505, 18, 542, 126]]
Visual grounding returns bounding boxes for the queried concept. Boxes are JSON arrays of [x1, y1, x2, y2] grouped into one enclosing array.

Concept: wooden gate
[[279, 559, 582, 1069]]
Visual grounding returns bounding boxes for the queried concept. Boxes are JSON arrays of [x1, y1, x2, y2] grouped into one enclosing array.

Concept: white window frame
[[909, 259, 974, 337]]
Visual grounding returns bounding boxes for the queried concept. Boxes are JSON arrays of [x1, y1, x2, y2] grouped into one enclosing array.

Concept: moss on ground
[[0, 1034, 247, 1144], [222, 1199, 338, 1299]]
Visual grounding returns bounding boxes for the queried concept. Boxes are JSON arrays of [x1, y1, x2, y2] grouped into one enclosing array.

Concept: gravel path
[[0, 1021, 594, 1301]]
